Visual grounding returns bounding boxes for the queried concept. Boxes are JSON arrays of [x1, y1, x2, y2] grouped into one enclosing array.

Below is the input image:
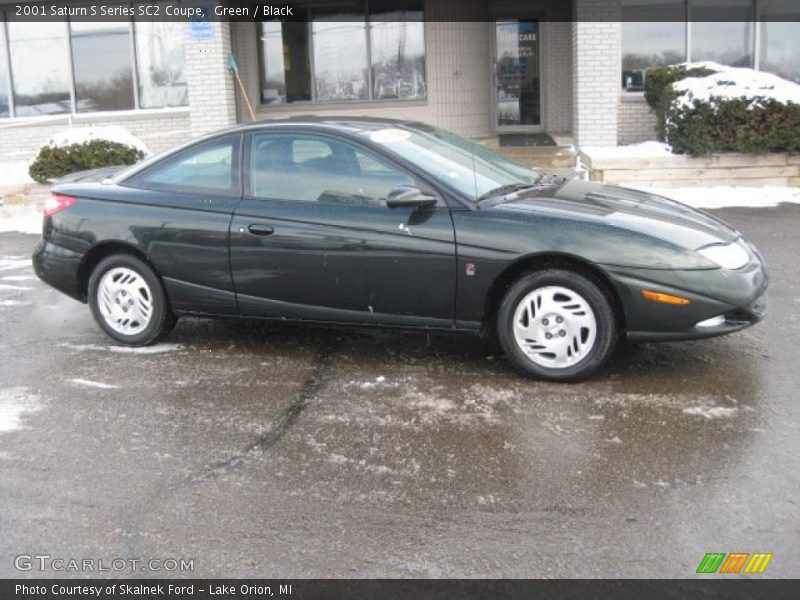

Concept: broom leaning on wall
[[228, 53, 257, 122]]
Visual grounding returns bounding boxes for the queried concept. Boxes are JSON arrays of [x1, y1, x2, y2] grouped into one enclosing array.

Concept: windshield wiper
[[476, 174, 566, 206], [476, 183, 536, 203]]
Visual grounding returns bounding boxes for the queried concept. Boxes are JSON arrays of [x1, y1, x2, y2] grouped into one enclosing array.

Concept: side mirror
[[385, 186, 437, 209]]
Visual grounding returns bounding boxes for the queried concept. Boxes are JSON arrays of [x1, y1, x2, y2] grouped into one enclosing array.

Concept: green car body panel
[[32, 118, 767, 344]]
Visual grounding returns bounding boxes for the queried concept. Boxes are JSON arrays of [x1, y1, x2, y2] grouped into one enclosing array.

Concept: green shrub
[[29, 139, 145, 184], [643, 63, 800, 156], [644, 64, 718, 140], [665, 96, 800, 156]]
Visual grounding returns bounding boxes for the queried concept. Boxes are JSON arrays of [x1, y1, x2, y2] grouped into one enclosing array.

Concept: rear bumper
[[32, 239, 85, 302]]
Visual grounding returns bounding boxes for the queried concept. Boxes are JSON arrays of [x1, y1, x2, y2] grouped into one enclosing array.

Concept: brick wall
[[0, 110, 191, 161], [572, 0, 621, 147], [543, 20, 573, 134], [618, 96, 658, 144], [184, 20, 238, 136]]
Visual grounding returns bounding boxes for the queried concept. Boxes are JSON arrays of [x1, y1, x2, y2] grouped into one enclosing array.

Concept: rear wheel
[[88, 254, 175, 346], [497, 269, 617, 381]]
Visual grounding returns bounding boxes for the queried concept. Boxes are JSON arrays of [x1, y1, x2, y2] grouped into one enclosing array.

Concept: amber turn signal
[[641, 290, 691, 305]]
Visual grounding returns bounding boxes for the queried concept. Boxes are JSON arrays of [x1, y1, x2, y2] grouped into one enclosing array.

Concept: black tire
[[88, 254, 175, 346], [496, 269, 617, 382]]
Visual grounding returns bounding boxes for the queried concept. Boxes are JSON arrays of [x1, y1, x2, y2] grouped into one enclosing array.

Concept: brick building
[[0, 0, 798, 161]]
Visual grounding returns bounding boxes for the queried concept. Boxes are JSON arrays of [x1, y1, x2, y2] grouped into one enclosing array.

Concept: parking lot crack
[[194, 341, 333, 480]]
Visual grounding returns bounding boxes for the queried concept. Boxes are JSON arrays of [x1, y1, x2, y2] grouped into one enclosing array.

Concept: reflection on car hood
[[501, 178, 739, 249]]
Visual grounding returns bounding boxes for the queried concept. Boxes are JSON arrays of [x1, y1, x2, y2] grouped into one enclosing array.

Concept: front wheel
[[497, 269, 617, 381], [88, 254, 175, 346]]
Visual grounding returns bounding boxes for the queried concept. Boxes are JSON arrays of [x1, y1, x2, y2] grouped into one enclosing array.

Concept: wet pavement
[[0, 205, 798, 578]]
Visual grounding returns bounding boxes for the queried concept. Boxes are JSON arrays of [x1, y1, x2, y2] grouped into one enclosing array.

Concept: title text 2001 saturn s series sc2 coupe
[[33, 118, 768, 381]]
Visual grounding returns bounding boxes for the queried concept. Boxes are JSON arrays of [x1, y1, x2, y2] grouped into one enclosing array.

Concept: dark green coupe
[[33, 118, 767, 381]]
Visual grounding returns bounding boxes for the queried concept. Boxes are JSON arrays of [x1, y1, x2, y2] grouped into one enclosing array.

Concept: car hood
[[500, 179, 739, 250]]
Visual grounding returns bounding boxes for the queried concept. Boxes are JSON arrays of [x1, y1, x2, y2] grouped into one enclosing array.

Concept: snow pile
[[0, 387, 41, 433], [0, 160, 35, 191], [43, 125, 149, 155], [582, 141, 673, 159], [631, 185, 800, 209], [0, 204, 42, 234], [672, 61, 800, 110]]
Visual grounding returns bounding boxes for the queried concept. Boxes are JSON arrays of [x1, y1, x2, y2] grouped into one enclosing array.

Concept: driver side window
[[250, 133, 416, 207]]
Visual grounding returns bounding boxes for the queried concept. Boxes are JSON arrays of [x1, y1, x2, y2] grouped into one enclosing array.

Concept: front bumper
[[626, 290, 767, 341], [603, 257, 767, 342]]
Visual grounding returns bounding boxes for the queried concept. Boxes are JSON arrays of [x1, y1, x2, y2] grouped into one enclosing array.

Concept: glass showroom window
[[71, 22, 135, 112], [0, 6, 188, 118], [690, 0, 755, 67], [259, 1, 425, 105], [260, 20, 312, 104], [0, 23, 9, 117], [621, 0, 800, 90], [759, 0, 800, 82], [134, 20, 188, 108], [6, 20, 72, 116], [621, 1, 686, 91], [369, 0, 425, 100]]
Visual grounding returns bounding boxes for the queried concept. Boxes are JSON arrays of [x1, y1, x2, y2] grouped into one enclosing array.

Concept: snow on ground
[[0, 387, 41, 433], [582, 141, 673, 159], [1, 275, 35, 282], [682, 406, 739, 419], [0, 299, 27, 307], [0, 204, 42, 234], [0, 160, 34, 191], [673, 61, 800, 109], [68, 378, 120, 390], [60, 342, 185, 355], [631, 185, 800, 209], [43, 125, 149, 155], [0, 256, 32, 271]]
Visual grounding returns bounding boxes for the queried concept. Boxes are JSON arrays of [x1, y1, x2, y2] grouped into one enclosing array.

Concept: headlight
[[697, 240, 750, 270]]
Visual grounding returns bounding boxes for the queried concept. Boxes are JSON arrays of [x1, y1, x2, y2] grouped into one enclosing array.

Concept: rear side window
[[128, 136, 240, 196], [249, 133, 416, 206]]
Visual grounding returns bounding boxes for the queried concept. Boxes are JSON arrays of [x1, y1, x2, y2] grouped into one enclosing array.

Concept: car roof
[[226, 116, 435, 136], [110, 117, 437, 187]]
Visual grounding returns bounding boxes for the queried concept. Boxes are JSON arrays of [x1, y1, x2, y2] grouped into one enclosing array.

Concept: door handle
[[247, 224, 274, 236]]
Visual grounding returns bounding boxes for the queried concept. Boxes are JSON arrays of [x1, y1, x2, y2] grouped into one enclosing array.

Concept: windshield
[[357, 125, 541, 201]]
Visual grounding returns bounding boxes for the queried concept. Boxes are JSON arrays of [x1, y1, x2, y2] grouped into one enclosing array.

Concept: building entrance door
[[494, 20, 543, 132]]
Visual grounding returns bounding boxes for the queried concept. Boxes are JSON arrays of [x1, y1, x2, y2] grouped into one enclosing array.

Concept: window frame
[[256, 5, 427, 107], [243, 129, 446, 208], [0, 1, 188, 119], [124, 133, 243, 198]]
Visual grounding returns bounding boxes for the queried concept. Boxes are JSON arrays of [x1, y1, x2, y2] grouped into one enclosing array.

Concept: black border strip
[[2, 579, 800, 600], [1, 0, 799, 22]]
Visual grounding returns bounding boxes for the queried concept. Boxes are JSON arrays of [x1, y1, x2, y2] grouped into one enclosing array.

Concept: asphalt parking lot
[[1, 205, 798, 578]]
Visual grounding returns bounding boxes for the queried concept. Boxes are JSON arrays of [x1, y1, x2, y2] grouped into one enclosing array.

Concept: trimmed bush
[[643, 63, 800, 156], [29, 139, 145, 184], [664, 96, 800, 156], [644, 64, 718, 140]]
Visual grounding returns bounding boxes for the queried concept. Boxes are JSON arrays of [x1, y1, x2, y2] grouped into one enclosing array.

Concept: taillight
[[44, 194, 76, 217]]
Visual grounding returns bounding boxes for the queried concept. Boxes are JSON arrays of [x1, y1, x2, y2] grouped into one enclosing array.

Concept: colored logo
[[696, 552, 773, 574]]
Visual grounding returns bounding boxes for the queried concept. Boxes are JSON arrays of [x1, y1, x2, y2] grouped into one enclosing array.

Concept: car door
[[229, 130, 457, 327], [121, 134, 242, 315]]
